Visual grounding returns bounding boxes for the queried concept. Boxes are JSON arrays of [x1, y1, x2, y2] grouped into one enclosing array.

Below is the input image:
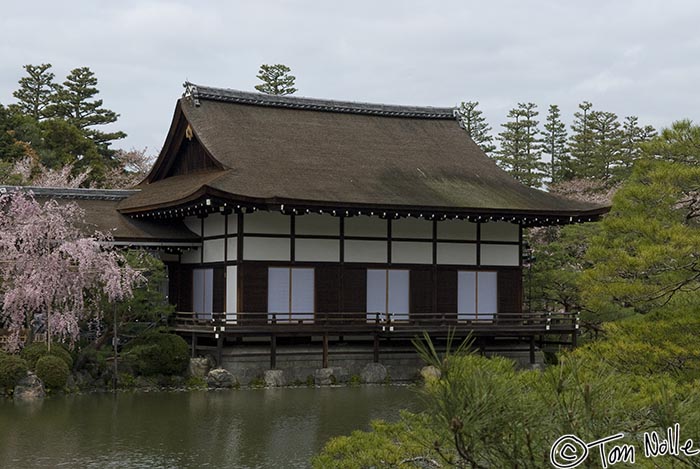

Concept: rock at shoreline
[[14, 372, 45, 401], [206, 368, 237, 389], [331, 367, 349, 384], [314, 368, 334, 386], [264, 370, 286, 387], [188, 357, 213, 378], [360, 363, 387, 384]]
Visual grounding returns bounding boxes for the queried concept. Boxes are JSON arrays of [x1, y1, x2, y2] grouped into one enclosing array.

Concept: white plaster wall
[[345, 216, 387, 237], [480, 222, 519, 242], [345, 240, 387, 263], [181, 247, 201, 264], [295, 239, 340, 262], [391, 241, 432, 264], [437, 243, 477, 265], [227, 214, 238, 234], [392, 218, 432, 239], [226, 266, 237, 323], [202, 214, 226, 237], [227, 237, 237, 261], [183, 216, 201, 236], [243, 237, 291, 261], [203, 239, 225, 263], [480, 244, 520, 266], [295, 213, 339, 236], [437, 219, 477, 240], [245, 212, 290, 234]]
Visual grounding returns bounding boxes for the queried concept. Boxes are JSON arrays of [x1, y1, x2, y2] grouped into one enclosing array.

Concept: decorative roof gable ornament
[[182, 81, 201, 107]]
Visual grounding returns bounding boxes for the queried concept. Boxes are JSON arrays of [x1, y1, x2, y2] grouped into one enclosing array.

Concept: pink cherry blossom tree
[[0, 190, 143, 351]]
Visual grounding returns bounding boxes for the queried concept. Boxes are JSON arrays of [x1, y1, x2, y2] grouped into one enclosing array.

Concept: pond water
[[0, 386, 422, 468]]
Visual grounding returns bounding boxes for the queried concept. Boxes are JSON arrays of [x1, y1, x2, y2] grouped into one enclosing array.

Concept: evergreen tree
[[588, 110, 623, 181], [541, 104, 569, 183], [11, 63, 58, 121], [497, 102, 546, 187], [583, 157, 700, 319], [52, 67, 126, 149], [567, 101, 595, 179], [617, 116, 656, 180], [643, 119, 699, 165], [456, 101, 496, 154], [254, 64, 298, 96], [0, 105, 36, 163]]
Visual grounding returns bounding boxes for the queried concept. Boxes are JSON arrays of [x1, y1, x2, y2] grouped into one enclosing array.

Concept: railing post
[[529, 335, 536, 365]]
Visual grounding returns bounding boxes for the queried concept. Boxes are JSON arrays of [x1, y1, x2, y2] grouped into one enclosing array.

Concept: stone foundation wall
[[215, 341, 544, 386]]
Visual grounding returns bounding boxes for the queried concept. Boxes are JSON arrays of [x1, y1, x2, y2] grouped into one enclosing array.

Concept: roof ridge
[[0, 186, 139, 201], [183, 82, 457, 119]]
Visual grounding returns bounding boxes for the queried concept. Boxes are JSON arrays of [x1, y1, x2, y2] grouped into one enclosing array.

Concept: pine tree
[[568, 101, 595, 180], [617, 116, 656, 180], [497, 102, 546, 187], [255, 64, 298, 96], [541, 104, 569, 183], [456, 101, 496, 155], [52, 67, 126, 149], [11, 63, 58, 120], [588, 111, 623, 181]]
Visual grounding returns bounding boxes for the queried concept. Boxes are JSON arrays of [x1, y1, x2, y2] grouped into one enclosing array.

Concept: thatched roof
[[1, 187, 198, 244], [117, 84, 608, 223]]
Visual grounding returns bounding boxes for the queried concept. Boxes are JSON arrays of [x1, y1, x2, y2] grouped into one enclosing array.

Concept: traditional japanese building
[[14, 84, 609, 370]]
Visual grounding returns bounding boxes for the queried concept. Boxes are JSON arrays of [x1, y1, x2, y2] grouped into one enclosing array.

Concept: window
[[366, 269, 409, 322], [193, 268, 213, 319], [458, 271, 497, 320], [267, 267, 315, 322]]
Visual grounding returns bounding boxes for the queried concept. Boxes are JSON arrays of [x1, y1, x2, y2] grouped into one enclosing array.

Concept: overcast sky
[[2, 0, 699, 154]]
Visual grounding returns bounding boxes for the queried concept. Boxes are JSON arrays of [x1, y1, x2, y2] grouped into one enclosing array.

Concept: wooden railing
[[172, 311, 579, 336]]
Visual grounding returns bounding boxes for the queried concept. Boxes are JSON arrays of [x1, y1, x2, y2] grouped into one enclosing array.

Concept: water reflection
[[0, 386, 420, 468]]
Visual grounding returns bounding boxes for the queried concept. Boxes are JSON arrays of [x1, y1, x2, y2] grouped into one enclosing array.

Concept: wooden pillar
[[270, 334, 277, 369], [529, 336, 535, 365], [322, 333, 329, 369], [191, 332, 197, 358], [572, 329, 578, 348]]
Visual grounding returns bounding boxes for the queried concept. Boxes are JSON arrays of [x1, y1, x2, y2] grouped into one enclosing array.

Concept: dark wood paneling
[[213, 267, 226, 313], [178, 265, 193, 312], [315, 265, 340, 315], [165, 262, 179, 307], [165, 137, 219, 178], [436, 269, 457, 323], [410, 269, 433, 322], [240, 262, 268, 324], [498, 268, 523, 314], [341, 266, 367, 313]]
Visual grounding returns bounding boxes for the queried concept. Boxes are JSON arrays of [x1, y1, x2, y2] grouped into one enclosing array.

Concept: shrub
[[21, 342, 73, 370], [35, 355, 69, 390], [123, 332, 189, 376], [0, 355, 28, 389], [185, 376, 207, 389], [118, 372, 136, 389]]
